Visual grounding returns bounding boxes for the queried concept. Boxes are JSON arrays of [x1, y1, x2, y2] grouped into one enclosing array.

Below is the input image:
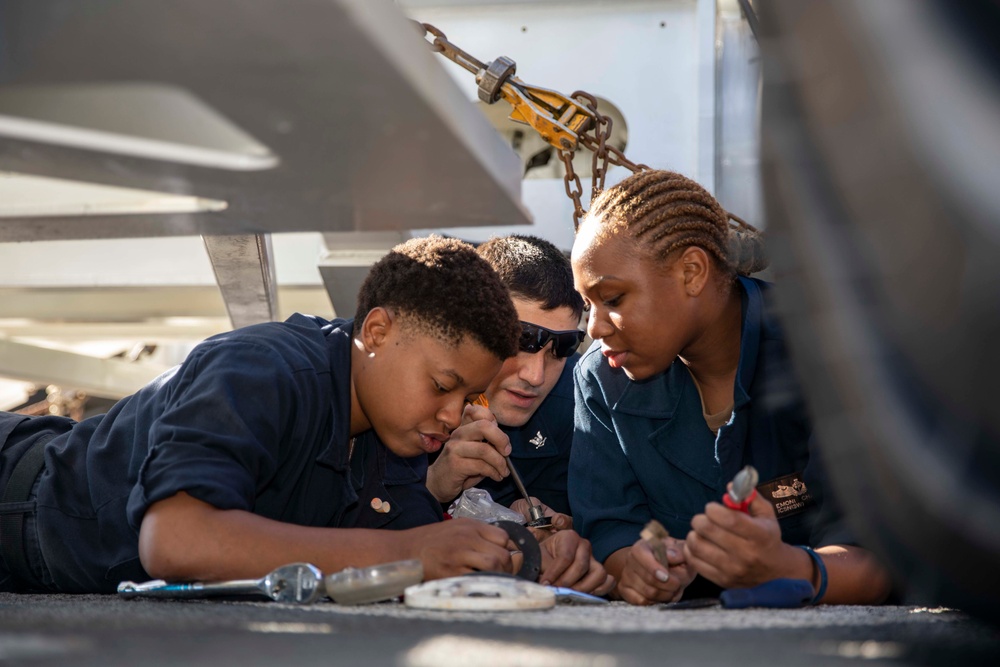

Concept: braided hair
[[584, 170, 767, 276]]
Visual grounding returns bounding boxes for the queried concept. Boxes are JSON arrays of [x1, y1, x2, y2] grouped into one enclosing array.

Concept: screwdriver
[[118, 562, 325, 604], [472, 394, 551, 527]]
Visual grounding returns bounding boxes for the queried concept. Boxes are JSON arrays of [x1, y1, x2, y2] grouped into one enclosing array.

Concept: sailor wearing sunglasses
[[426, 236, 614, 596], [427, 236, 585, 518]]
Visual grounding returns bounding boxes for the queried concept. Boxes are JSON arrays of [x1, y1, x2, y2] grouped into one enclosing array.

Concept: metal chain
[[419, 23, 487, 75], [566, 92, 650, 229], [573, 90, 650, 176], [557, 149, 587, 228], [570, 91, 611, 197], [417, 23, 651, 230]]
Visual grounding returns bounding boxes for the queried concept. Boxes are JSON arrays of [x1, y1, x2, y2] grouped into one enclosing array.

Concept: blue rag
[[720, 578, 814, 609]]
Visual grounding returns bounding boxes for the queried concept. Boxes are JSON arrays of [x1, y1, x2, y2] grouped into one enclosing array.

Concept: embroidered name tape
[[757, 472, 815, 518]]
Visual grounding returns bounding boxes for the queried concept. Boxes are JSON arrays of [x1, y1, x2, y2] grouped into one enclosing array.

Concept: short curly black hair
[[354, 236, 520, 359], [477, 235, 585, 321]]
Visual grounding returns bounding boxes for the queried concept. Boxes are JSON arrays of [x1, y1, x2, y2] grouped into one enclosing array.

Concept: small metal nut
[[477, 55, 516, 104]]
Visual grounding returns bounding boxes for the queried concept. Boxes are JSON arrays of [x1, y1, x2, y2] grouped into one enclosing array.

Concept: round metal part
[[324, 559, 424, 605], [404, 575, 555, 611], [496, 520, 542, 583], [477, 55, 516, 104]]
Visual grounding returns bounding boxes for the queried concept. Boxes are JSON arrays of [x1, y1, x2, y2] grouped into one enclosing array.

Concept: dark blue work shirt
[[476, 354, 578, 516], [0, 315, 440, 593], [570, 277, 852, 563]]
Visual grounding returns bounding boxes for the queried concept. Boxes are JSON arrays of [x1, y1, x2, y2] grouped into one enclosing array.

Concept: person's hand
[[405, 518, 513, 581], [614, 536, 693, 605], [536, 530, 615, 596], [509, 497, 573, 532], [684, 487, 795, 589], [425, 404, 511, 503]]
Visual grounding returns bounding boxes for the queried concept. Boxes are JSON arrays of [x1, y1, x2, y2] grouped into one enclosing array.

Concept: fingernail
[[667, 549, 679, 559], [541, 580, 551, 586], [655, 570, 670, 582]]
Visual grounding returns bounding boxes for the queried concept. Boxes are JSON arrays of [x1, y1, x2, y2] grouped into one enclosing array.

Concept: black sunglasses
[[519, 322, 585, 359]]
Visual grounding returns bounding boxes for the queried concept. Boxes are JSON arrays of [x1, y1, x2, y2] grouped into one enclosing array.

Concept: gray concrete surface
[[2, 594, 998, 666]]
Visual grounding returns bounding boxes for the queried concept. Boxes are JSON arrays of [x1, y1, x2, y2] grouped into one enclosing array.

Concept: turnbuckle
[[417, 22, 596, 151]]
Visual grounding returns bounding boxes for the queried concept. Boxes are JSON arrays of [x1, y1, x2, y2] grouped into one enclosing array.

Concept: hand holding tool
[[723, 465, 759, 513], [472, 394, 551, 528], [118, 562, 325, 604], [506, 460, 552, 528], [640, 519, 670, 568]]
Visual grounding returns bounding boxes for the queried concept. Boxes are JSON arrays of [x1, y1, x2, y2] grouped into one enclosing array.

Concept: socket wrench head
[[527, 505, 552, 527], [262, 563, 325, 604]]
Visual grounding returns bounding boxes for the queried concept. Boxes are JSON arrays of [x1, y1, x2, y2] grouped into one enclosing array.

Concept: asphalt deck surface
[[2, 594, 998, 666]]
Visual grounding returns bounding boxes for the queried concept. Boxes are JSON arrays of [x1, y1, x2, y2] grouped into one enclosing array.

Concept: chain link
[[418, 23, 487, 74], [558, 149, 588, 229], [570, 91, 610, 197], [567, 93, 650, 229]]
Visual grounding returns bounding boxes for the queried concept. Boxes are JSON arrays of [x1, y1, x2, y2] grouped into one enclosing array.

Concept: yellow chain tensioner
[[417, 22, 648, 229]]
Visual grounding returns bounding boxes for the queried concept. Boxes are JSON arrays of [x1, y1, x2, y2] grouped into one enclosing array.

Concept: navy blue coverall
[[570, 278, 852, 573], [0, 315, 440, 593]]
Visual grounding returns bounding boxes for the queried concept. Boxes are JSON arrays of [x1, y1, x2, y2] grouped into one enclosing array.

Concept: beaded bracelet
[[798, 545, 828, 605]]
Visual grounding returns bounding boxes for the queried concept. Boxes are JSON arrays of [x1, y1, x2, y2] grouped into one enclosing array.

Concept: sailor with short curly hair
[[0, 236, 522, 593]]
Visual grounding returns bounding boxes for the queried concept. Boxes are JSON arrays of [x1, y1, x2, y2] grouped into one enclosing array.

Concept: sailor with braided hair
[[1, 236, 524, 593], [569, 170, 890, 605]]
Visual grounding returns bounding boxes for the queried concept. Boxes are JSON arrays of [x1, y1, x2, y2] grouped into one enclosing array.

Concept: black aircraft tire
[[760, 0, 1000, 621]]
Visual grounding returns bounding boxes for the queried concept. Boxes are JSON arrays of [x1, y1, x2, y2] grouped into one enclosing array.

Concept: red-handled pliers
[[723, 465, 759, 513]]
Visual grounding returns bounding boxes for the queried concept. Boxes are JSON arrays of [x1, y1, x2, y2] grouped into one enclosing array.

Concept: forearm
[[139, 492, 408, 581], [768, 542, 891, 605], [815, 545, 892, 605]]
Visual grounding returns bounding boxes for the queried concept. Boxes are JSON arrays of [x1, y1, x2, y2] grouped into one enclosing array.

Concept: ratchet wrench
[[118, 562, 325, 604]]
